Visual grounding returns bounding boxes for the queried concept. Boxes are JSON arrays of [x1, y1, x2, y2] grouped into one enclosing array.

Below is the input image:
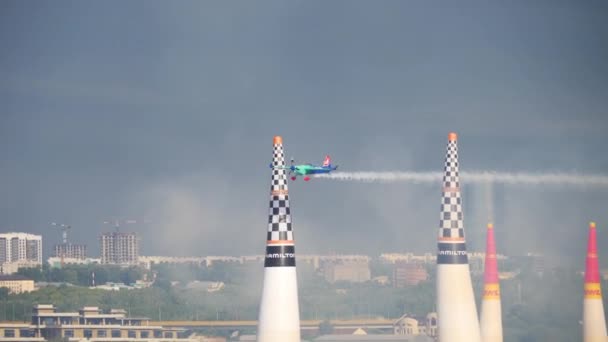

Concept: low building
[[393, 313, 437, 338], [379, 253, 436, 265], [393, 263, 428, 287], [0, 322, 45, 342], [0, 261, 40, 275], [0, 275, 35, 294], [0, 304, 200, 341], [324, 261, 371, 283], [92, 282, 135, 291], [184, 281, 225, 292], [87, 280, 150, 291], [47, 257, 100, 269], [499, 271, 518, 280]]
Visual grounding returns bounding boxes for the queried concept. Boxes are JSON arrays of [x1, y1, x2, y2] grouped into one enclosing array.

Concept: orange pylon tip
[[448, 132, 458, 141], [273, 136, 283, 145]]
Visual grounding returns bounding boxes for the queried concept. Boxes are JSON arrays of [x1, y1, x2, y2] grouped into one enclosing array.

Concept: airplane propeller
[[289, 158, 295, 173], [289, 157, 296, 179]]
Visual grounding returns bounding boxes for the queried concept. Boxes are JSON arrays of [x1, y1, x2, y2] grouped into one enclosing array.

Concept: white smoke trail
[[314, 172, 444, 183], [314, 171, 608, 187]]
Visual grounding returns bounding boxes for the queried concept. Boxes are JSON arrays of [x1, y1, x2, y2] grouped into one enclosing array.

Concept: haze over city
[[1, 1, 608, 263]]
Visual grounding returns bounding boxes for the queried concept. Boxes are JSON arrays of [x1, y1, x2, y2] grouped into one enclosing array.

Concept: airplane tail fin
[[322, 155, 331, 167]]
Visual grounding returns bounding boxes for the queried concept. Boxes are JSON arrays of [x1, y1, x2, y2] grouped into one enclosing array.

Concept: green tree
[[153, 277, 172, 291], [17, 267, 44, 281], [0, 287, 9, 300], [92, 267, 108, 285], [120, 267, 142, 285], [62, 269, 78, 285]]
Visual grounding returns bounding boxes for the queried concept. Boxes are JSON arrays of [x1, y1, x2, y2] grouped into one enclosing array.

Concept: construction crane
[[103, 219, 144, 232], [51, 222, 72, 268], [51, 222, 71, 244]]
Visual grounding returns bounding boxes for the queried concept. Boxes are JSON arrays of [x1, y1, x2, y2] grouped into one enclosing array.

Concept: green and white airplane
[[270, 155, 338, 181]]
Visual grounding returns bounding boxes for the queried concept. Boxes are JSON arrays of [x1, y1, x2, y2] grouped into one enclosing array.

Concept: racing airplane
[[270, 155, 338, 181]]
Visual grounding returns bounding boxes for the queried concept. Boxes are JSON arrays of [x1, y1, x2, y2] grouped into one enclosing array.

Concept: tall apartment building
[[0, 233, 42, 274], [100, 232, 139, 265], [54, 243, 87, 259]]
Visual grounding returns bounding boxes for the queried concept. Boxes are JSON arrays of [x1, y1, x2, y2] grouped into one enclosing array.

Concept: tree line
[[15, 264, 144, 287], [1, 261, 605, 341]]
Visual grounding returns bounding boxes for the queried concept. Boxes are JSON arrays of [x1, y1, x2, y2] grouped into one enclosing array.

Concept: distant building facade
[[393, 263, 429, 287], [0, 232, 42, 274], [393, 312, 438, 338], [100, 232, 139, 265], [0, 304, 198, 341], [380, 253, 437, 265], [0, 322, 44, 342], [526, 253, 545, 275], [324, 261, 371, 283], [47, 257, 101, 269], [0, 274, 35, 294], [300, 254, 371, 271], [54, 243, 87, 260]]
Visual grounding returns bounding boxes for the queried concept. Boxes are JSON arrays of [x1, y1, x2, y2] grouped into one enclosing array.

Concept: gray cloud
[[0, 1, 607, 263]]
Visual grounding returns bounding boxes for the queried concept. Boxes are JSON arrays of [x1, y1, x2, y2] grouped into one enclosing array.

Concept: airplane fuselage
[[293, 165, 337, 176]]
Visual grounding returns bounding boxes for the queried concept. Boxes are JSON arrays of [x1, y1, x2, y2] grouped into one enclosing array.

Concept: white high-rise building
[[0, 232, 43, 274]]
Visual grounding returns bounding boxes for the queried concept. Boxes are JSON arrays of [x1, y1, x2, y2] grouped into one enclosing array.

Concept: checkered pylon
[[267, 137, 294, 243], [437, 133, 468, 264], [439, 138, 464, 237]]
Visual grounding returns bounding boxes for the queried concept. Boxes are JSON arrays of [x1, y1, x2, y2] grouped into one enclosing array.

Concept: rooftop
[[0, 275, 32, 281]]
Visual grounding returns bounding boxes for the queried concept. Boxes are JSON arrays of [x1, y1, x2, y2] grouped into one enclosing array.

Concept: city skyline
[[0, 229, 517, 263], [1, 2, 607, 262]]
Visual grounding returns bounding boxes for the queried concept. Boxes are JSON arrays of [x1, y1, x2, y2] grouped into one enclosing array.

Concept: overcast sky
[[1, 1, 607, 263]]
